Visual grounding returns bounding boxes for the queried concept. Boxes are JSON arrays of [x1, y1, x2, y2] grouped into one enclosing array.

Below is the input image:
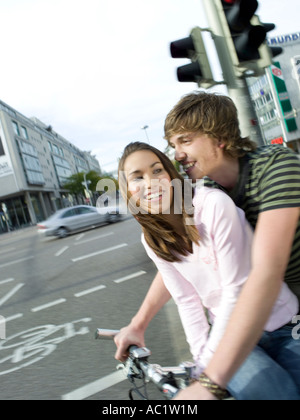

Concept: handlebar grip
[[95, 328, 120, 340]]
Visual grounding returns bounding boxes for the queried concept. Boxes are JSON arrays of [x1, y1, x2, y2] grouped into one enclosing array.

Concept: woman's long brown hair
[[118, 142, 200, 262]]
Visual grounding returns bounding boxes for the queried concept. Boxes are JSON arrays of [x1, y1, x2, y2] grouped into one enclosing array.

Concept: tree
[[62, 172, 86, 197], [62, 171, 119, 204]]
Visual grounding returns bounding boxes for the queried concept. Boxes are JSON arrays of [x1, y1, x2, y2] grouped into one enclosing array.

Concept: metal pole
[[202, 0, 263, 145]]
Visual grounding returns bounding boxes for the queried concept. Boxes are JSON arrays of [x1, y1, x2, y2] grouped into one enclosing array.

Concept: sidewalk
[[0, 225, 37, 241]]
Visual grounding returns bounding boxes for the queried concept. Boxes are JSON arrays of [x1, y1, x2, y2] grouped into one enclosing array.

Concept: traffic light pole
[[202, 0, 263, 144]]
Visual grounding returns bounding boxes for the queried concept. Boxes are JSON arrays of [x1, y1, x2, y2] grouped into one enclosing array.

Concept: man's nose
[[175, 147, 186, 162]]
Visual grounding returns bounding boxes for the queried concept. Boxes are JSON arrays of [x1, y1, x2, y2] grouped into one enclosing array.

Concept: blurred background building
[[0, 100, 101, 233], [247, 31, 300, 151]]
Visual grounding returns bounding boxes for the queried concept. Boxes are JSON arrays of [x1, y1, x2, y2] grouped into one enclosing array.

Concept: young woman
[[116, 141, 300, 400]]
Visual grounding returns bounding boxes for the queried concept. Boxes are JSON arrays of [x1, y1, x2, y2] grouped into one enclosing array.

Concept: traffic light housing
[[251, 15, 283, 70], [170, 27, 215, 89], [219, 0, 282, 75]]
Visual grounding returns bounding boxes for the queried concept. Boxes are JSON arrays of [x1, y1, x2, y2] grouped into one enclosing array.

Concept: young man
[[114, 92, 300, 399], [164, 91, 300, 399]]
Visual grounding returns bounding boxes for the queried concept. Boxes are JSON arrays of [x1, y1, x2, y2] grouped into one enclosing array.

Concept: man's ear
[[218, 140, 225, 149]]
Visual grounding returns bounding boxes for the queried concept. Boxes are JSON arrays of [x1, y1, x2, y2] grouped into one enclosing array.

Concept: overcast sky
[[1, 0, 299, 173]]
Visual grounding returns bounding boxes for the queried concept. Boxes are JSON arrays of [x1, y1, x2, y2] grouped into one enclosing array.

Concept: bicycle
[[95, 328, 197, 400]]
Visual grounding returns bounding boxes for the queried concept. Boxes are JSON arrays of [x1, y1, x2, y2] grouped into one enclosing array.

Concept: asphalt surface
[[0, 216, 190, 400]]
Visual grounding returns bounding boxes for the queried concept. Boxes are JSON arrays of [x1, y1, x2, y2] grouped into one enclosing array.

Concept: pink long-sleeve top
[[142, 186, 299, 372]]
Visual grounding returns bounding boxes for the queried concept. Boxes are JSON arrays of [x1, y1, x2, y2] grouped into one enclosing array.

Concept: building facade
[[248, 32, 300, 152], [0, 100, 101, 234]]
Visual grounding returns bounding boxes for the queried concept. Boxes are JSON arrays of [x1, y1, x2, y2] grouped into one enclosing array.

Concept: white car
[[37, 205, 121, 238]]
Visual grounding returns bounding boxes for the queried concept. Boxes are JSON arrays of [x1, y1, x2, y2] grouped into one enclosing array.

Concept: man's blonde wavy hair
[[164, 92, 257, 158]]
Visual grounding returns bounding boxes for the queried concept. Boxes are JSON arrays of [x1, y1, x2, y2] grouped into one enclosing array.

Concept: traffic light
[[251, 15, 283, 70], [219, 0, 282, 74], [170, 27, 215, 89]]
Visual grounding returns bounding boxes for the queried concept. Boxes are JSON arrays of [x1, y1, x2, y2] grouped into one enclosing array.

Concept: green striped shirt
[[205, 145, 300, 304]]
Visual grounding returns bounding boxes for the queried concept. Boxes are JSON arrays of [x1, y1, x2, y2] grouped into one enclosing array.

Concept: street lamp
[[141, 125, 150, 144]]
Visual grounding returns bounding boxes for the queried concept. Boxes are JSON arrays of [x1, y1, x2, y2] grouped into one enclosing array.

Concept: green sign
[[270, 62, 298, 132]]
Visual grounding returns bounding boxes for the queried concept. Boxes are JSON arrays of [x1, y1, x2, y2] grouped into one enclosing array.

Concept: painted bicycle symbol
[[0, 317, 92, 376]]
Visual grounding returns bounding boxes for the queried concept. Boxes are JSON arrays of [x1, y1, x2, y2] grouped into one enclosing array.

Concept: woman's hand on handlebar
[[114, 324, 145, 362]]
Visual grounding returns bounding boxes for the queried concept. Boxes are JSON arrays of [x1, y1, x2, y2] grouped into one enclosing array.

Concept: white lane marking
[[6, 313, 23, 322], [55, 246, 69, 257], [74, 232, 114, 246], [74, 285, 106, 298], [71, 243, 128, 262], [74, 271, 147, 297], [31, 298, 67, 313], [61, 370, 127, 400], [0, 318, 91, 376], [0, 278, 15, 286], [0, 313, 23, 324], [113, 271, 147, 284], [0, 256, 34, 269], [0, 283, 25, 307], [75, 233, 85, 241]]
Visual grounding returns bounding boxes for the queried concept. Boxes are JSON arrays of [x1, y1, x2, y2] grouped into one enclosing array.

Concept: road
[[0, 216, 190, 400]]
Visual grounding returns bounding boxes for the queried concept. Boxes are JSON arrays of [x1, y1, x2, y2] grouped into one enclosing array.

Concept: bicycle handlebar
[[95, 328, 119, 340], [96, 328, 231, 400], [95, 328, 189, 399]]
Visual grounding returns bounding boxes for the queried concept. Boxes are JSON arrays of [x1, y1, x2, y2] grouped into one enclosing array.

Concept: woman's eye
[[154, 168, 163, 174]]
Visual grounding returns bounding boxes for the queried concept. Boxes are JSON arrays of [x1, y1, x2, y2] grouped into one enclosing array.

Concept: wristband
[[198, 372, 229, 400]]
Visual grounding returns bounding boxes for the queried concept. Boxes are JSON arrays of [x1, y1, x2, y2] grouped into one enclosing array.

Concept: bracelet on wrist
[[198, 372, 229, 400]]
